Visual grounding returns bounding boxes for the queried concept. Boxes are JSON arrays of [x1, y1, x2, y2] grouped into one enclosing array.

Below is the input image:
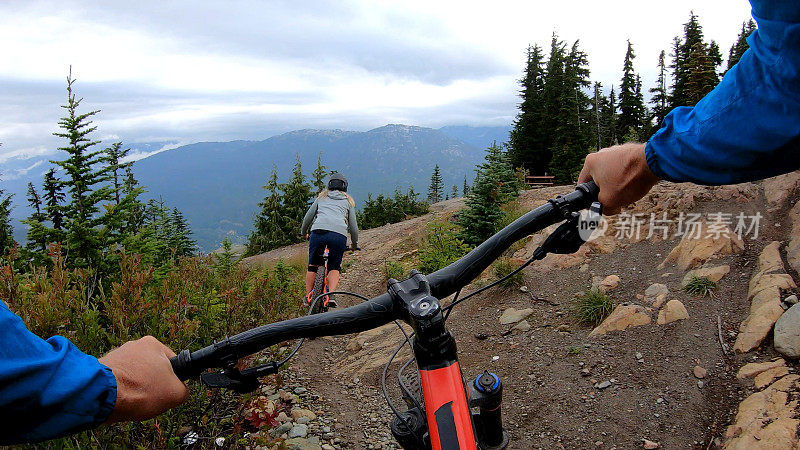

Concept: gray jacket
[[300, 190, 359, 247]]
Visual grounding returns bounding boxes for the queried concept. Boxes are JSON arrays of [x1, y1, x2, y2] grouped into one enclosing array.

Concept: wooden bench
[[525, 175, 555, 188]]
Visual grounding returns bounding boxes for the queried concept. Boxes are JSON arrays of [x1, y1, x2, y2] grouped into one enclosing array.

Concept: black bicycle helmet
[[327, 172, 348, 192]]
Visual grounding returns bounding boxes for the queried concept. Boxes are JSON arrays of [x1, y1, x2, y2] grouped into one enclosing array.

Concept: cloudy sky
[[1, 0, 752, 170]]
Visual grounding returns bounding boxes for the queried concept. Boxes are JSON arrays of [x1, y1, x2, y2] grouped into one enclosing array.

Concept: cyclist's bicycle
[[172, 182, 601, 450], [307, 248, 331, 314]]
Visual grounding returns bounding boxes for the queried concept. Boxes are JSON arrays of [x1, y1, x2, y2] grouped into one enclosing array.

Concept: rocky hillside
[[243, 172, 800, 450]]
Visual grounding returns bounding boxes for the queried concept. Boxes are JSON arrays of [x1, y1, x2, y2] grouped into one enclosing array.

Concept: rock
[[659, 223, 743, 270], [598, 275, 621, 293], [697, 380, 704, 388], [774, 303, 800, 359], [682, 265, 730, 286], [734, 242, 797, 353], [737, 359, 787, 380], [657, 300, 689, 325], [694, 365, 707, 379], [474, 332, 489, 340], [294, 387, 307, 395], [754, 366, 790, 389], [556, 324, 570, 332], [345, 338, 364, 352], [644, 283, 669, 308], [271, 422, 293, 437], [277, 412, 291, 423], [499, 307, 534, 325], [589, 304, 651, 336], [642, 439, 660, 449], [723, 375, 800, 449], [763, 171, 800, 211], [512, 320, 531, 332], [784, 294, 799, 305], [288, 423, 309, 438], [291, 408, 317, 421], [284, 437, 322, 450], [786, 201, 800, 274], [296, 416, 310, 424], [579, 264, 589, 272], [520, 285, 529, 292], [595, 380, 611, 389], [586, 235, 621, 254]]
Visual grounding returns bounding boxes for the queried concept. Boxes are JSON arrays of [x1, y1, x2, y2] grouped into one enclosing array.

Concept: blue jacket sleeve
[[0, 301, 116, 445], [646, 0, 800, 185]]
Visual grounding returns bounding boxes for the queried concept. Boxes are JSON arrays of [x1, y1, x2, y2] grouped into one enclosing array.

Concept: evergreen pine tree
[[428, 165, 444, 203], [548, 40, 592, 183], [246, 166, 290, 255], [23, 182, 48, 252], [280, 155, 313, 241], [726, 20, 756, 72], [508, 44, 547, 173], [311, 152, 327, 193], [0, 178, 14, 256], [670, 12, 719, 107], [451, 185, 458, 199], [170, 207, 196, 257], [457, 143, 520, 246], [617, 40, 646, 140], [462, 176, 470, 197], [42, 168, 66, 243], [649, 50, 670, 136], [51, 71, 115, 269], [103, 142, 132, 205]]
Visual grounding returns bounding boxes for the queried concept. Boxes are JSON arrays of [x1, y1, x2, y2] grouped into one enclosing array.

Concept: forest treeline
[[507, 13, 756, 183]]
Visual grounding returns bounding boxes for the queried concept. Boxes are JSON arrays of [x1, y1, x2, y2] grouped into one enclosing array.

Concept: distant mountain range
[[5, 124, 511, 251]]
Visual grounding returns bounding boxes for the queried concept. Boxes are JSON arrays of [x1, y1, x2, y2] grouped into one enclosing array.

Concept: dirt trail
[[249, 182, 798, 449]]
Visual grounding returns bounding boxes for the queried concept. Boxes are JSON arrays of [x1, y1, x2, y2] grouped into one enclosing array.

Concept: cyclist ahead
[[300, 172, 359, 308]]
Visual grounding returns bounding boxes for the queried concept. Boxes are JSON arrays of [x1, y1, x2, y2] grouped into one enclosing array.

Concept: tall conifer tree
[[508, 44, 547, 172]]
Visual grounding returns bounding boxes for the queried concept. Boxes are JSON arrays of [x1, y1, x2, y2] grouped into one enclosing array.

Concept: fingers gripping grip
[[171, 350, 195, 381]]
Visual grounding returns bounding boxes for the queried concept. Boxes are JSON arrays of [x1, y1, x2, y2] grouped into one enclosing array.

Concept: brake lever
[[533, 201, 603, 259], [199, 361, 280, 393]]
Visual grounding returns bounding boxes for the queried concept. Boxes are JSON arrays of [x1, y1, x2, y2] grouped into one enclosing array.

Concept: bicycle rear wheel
[[311, 265, 327, 314]]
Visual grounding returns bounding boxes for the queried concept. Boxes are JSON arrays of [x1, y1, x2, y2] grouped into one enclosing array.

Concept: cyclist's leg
[[306, 231, 325, 302], [324, 232, 348, 293]]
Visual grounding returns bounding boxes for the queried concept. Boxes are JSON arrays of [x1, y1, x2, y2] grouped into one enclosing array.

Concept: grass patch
[[566, 345, 582, 355], [492, 257, 524, 288], [575, 288, 613, 326], [418, 221, 472, 274], [384, 259, 406, 281], [684, 275, 717, 297]]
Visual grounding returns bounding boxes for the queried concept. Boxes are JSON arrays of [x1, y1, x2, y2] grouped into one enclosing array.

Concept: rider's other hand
[[304, 234, 309, 240], [577, 142, 660, 215], [99, 336, 189, 423]]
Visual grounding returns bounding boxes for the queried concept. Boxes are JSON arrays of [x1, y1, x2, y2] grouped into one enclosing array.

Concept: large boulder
[[660, 223, 743, 271], [723, 375, 800, 449], [762, 171, 800, 211], [785, 200, 800, 275], [589, 304, 651, 337], [734, 242, 797, 353], [774, 303, 800, 359]]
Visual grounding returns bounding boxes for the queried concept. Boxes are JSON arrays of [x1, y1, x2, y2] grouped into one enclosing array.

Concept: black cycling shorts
[[308, 230, 347, 271]]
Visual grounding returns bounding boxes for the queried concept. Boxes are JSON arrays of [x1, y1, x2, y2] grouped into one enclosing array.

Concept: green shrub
[[385, 259, 406, 281], [575, 288, 613, 326], [418, 221, 472, 274], [492, 257, 523, 288], [1, 246, 305, 448], [684, 275, 717, 297]]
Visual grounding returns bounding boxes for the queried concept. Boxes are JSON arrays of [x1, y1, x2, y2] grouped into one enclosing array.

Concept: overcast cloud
[[0, 0, 753, 167]]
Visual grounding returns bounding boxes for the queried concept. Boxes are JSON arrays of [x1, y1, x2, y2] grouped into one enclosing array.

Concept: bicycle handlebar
[[171, 181, 599, 381]]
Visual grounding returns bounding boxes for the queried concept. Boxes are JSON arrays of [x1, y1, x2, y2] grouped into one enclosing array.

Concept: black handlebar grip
[[576, 181, 599, 202], [171, 349, 195, 381]]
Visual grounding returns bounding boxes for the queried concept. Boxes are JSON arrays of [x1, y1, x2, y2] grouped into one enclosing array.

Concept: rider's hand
[[303, 234, 309, 240], [577, 142, 660, 215], [99, 336, 189, 423]]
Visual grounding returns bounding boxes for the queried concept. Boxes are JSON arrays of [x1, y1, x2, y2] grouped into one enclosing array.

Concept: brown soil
[[250, 182, 798, 449]]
